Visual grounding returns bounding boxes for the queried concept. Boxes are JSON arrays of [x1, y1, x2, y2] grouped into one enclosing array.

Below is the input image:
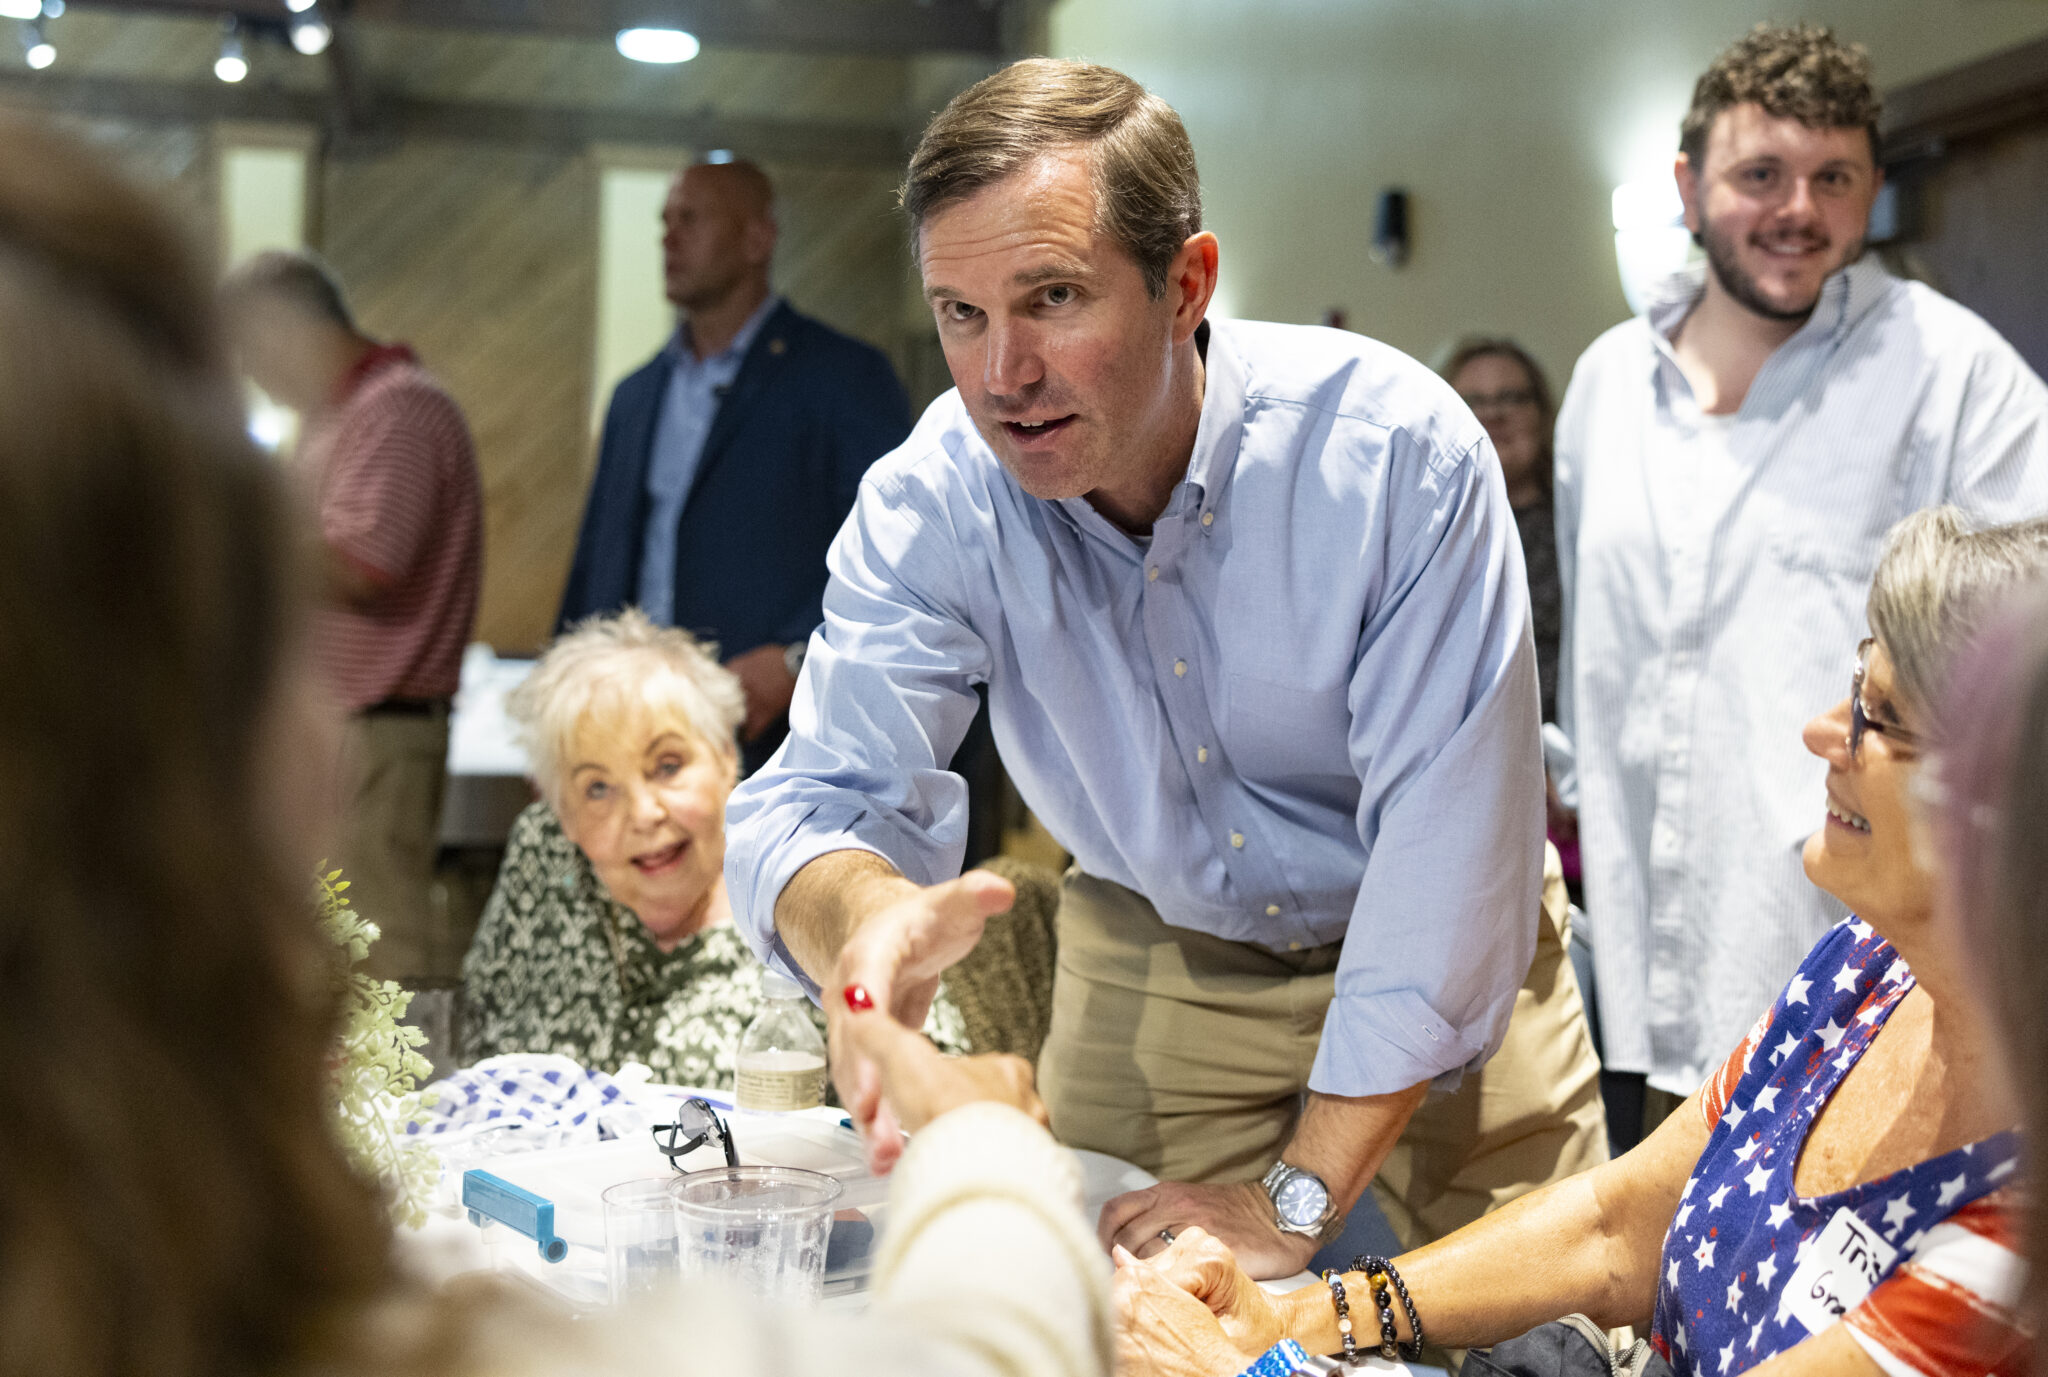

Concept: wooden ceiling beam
[[58, 0, 1005, 58]]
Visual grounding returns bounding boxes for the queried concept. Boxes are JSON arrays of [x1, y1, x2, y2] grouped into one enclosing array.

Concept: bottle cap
[[761, 968, 804, 1001]]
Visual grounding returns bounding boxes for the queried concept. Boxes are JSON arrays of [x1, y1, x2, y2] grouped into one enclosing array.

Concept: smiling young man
[[725, 59, 1608, 1280], [1556, 24, 2048, 1146]]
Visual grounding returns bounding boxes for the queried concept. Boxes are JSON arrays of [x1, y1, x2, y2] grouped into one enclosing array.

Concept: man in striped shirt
[[1557, 24, 2048, 1143], [225, 252, 483, 984]]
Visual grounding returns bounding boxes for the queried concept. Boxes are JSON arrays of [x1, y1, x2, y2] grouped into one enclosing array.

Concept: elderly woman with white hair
[[460, 610, 965, 1085]]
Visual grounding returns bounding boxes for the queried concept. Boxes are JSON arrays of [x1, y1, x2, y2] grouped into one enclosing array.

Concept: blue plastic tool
[[463, 1169, 570, 1262]]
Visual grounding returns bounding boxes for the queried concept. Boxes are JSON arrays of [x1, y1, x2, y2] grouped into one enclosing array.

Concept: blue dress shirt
[[725, 319, 1545, 1097], [636, 294, 781, 623]]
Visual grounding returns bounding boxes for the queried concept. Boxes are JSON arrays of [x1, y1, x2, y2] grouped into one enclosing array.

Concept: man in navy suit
[[558, 157, 912, 772]]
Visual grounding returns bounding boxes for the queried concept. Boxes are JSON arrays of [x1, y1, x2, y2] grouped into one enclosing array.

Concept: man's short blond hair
[[508, 609, 744, 807], [901, 58, 1201, 299]]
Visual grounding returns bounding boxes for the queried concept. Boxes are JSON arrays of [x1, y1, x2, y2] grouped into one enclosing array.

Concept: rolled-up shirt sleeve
[[1311, 436, 1546, 1097], [724, 462, 989, 991]]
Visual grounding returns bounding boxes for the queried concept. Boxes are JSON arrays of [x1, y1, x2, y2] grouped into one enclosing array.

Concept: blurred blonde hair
[[508, 609, 745, 808]]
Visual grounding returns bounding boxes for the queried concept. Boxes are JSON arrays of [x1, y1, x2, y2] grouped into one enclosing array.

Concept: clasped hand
[[1113, 1227, 1290, 1377]]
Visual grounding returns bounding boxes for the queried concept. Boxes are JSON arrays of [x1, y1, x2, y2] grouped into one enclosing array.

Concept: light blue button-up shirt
[[725, 318, 1545, 1097], [636, 294, 781, 624]]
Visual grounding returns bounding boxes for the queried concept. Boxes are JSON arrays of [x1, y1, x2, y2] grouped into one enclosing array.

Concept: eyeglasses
[[1850, 637, 1922, 761], [652, 1096, 738, 1171], [1458, 388, 1538, 413]]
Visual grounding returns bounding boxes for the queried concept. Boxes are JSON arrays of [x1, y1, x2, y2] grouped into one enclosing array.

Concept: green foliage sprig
[[318, 867, 440, 1229]]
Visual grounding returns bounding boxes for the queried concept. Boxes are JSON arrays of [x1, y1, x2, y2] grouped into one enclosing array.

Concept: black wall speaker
[[1371, 188, 1409, 267]]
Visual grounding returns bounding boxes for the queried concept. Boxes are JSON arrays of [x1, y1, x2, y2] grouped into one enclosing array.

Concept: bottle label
[[735, 1050, 827, 1112]]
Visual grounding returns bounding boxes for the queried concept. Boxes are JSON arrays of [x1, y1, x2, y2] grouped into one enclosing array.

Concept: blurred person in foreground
[[0, 116, 1106, 1377], [221, 249, 483, 986], [460, 609, 966, 1086], [1556, 23, 2048, 1146], [1931, 576, 2048, 1351], [1113, 507, 2040, 1377], [557, 157, 911, 773]]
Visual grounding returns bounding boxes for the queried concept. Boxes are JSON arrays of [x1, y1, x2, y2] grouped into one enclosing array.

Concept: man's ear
[[1169, 231, 1220, 344], [1674, 152, 1702, 238], [745, 213, 777, 269]]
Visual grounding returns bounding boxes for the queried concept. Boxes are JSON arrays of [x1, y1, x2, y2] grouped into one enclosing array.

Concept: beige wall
[[1048, 0, 2048, 391]]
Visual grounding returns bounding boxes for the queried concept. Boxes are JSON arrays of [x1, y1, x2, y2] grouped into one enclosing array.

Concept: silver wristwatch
[[782, 641, 807, 680], [1260, 1159, 1340, 1239]]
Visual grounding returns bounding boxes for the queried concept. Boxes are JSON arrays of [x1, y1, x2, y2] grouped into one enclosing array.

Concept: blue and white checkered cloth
[[409, 1053, 626, 1140]]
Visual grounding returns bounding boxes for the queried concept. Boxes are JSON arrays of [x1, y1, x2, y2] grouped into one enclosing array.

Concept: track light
[[21, 16, 52, 67], [284, 0, 316, 10], [290, 10, 330, 55], [214, 19, 246, 83], [615, 27, 699, 63]]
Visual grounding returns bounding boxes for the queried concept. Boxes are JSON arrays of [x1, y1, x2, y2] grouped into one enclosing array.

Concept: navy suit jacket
[[556, 301, 912, 656]]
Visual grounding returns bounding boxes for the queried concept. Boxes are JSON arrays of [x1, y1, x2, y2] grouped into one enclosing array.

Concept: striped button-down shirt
[[303, 345, 483, 712], [1555, 257, 2048, 1094], [726, 319, 1545, 1099]]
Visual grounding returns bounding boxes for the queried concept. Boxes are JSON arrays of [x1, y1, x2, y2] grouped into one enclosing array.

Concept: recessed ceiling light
[[616, 27, 699, 64], [0, 0, 40, 19], [291, 14, 330, 55]]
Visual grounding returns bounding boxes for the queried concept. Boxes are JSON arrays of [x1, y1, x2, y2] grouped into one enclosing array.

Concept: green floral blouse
[[459, 802, 968, 1090]]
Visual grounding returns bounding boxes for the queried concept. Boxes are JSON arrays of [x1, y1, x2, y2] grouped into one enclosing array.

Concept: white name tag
[[1783, 1205, 1899, 1335]]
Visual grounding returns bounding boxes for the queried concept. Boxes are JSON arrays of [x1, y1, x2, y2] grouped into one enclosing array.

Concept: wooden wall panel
[[320, 139, 598, 654]]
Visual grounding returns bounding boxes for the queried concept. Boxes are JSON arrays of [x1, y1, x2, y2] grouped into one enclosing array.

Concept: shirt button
[[1174, 659, 1187, 677], [1197, 746, 1209, 763], [1266, 904, 1281, 917], [1147, 566, 1160, 582], [1230, 832, 1245, 849], [1201, 510, 1215, 528]]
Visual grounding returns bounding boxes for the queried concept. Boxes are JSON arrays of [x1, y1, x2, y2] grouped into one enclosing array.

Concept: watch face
[[1274, 1172, 1329, 1228]]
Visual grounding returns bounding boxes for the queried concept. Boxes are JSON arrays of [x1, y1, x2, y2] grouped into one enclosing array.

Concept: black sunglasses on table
[[651, 1096, 739, 1171]]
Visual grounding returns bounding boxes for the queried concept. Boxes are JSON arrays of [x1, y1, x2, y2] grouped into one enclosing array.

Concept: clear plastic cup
[[603, 1176, 683, 1303], [670, 1165, 844, 1305]]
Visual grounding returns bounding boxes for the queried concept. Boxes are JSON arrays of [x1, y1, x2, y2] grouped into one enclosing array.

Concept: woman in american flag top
[[1111, 508, 2043, 1377]]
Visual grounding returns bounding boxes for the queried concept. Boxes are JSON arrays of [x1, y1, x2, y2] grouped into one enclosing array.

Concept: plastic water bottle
[[735, 969, 828, 1112]]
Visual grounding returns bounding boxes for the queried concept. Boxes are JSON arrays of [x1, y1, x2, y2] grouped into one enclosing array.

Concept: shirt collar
[[1643, 254, 1895, 352], [333, 341, 416, 405], [1051, 318, 1245, 536], [668, 293, 782, 368]]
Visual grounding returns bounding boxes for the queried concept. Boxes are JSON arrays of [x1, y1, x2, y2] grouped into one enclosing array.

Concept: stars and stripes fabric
[[1650, 920, 2026, 1377]]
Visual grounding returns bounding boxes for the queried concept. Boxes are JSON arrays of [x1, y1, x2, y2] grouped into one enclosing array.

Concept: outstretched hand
[[829, 867, 1016, 1172]]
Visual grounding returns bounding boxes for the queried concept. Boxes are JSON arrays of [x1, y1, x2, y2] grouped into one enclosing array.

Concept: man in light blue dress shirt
[[726, 60, 1598, 1278]]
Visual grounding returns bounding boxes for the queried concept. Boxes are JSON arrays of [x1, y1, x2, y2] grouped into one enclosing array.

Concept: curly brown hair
[[1679, 22, 1881, 165]]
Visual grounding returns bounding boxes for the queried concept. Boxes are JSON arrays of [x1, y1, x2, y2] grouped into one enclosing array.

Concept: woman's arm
[[1284, 1089, 1711, 1350]]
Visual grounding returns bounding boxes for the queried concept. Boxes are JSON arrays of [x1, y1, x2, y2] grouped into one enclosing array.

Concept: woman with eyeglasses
[[0, 118, 1107, 1377], [1112, 507, 2044, 1377]]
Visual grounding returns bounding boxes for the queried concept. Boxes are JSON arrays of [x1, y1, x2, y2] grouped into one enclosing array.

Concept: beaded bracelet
[[1322, 1269, 1360, 1365], [1352, 1254, 1426, 1361], [1236, 1338, 1313, 1377]]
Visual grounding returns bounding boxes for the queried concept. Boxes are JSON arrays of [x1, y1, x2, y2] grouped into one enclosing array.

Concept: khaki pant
[[1037, 846, 1607, 1251], [336, 707, 452, 984]]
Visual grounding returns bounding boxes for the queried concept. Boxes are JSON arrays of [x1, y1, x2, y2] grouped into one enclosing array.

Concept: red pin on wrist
[[842, 983, 874, 1012]]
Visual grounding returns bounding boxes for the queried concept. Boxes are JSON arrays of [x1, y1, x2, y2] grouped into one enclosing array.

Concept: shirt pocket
[[1222, 672, 1354, 782]]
